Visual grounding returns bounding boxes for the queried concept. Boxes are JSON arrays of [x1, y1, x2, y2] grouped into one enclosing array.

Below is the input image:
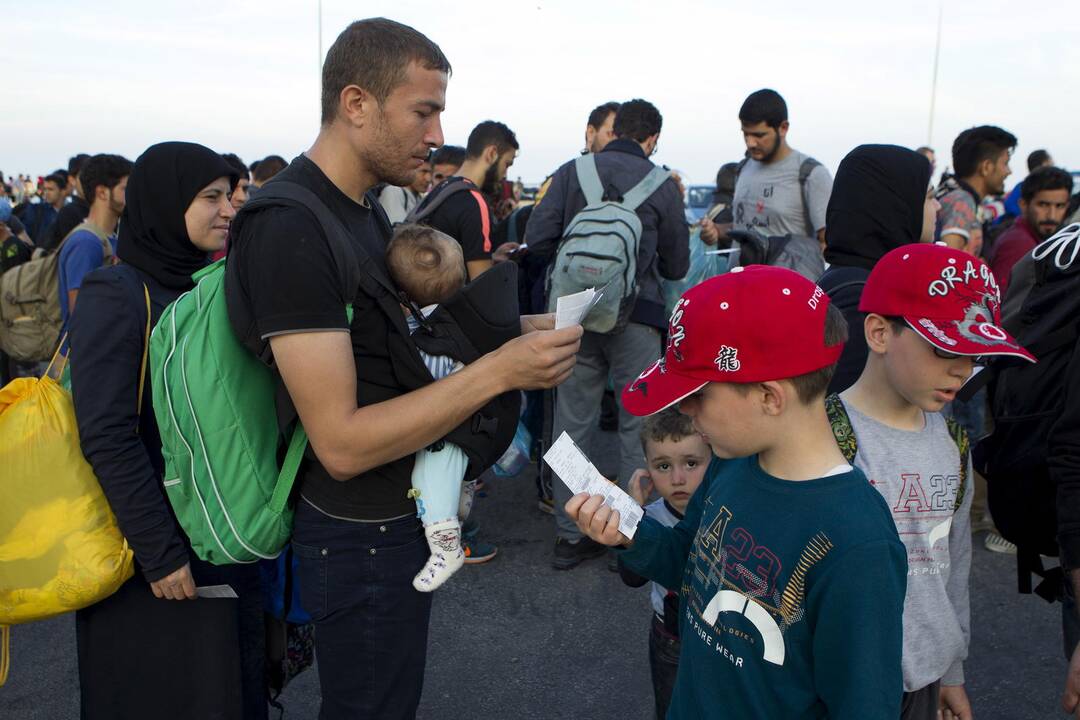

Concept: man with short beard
[[720, 88, 832, 250], [989, 165, 1073, 294], [57, 153, 131, 325], [226, 19, 580, 718], [412, 120, 518, 279], [936, 125, 1017, 257]]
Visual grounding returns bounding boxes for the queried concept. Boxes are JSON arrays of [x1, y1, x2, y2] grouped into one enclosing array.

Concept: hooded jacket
[[819, 145, 932, 393]]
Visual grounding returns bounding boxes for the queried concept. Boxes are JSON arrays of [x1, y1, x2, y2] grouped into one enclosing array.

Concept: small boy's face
[[875, 319, 975, 412], [644, 434, 711, 513], [678, 382, 769, 459]]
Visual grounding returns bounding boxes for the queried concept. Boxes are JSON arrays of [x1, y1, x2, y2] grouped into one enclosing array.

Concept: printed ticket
[[543, 432, 644, 539], [553, 286, 606, 329], [196, 584, 238, 599]]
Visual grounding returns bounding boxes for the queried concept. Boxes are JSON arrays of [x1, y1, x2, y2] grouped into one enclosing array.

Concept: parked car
[[685, 184, 716, 224]]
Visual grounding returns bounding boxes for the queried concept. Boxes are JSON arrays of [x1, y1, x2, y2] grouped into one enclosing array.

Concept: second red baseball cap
[[858, 244, 1034, 362], [622, 266, 845, 417]]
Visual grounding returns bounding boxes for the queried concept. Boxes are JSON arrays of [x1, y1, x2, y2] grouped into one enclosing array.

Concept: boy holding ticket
[[565, 267, 908, 719]]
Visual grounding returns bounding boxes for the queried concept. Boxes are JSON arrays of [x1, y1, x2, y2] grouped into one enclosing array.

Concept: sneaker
[[463, 537, 498, 564], [984, 532, 1017, 555], [552, 536, 608, 570], [537, 496, 554, 515]]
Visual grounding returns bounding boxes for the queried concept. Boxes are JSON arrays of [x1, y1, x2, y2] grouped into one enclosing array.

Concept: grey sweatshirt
[[841, 399, 973, 691]]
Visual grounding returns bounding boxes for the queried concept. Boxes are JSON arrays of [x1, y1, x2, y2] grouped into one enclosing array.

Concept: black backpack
[[404, 178, 472, 225], [969, 222, 1080, 600]]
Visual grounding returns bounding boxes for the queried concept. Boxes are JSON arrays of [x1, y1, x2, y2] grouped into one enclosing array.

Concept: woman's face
[[185, 176, 236, 252]]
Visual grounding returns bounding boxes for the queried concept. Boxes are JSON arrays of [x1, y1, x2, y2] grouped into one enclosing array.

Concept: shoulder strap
[[268, 302, 354, 514], [247, 181, 397, 300], [824, 393, 859, 465], [136, 284, 150, 417], [404, 179, 472, 225], [62, 221, 114, 261], [735, 157, 749, 179], [622, 166, 673, 211], [798, 157, 822, 236], [943, 416, 970, 513], [574, 154, 605, 206]]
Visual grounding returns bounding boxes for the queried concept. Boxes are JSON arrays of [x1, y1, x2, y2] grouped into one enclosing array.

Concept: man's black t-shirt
[[413, 177, 493, 262], [46, 195, 90, 250], [227, 154, 415, 521]]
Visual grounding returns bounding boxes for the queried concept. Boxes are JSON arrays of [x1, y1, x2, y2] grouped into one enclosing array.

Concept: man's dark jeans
[[649, 615, 681, 720], [292, 500, 433, 720]]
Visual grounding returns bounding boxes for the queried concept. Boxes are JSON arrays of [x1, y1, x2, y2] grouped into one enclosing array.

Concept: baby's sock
[[458, 479, 478, 522], [413, 518, 465, 592]]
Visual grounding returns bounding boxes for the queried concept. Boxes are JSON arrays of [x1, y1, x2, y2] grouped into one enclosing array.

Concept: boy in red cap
[[566, 265, 908, 719], [831, 243, 1034, 720]]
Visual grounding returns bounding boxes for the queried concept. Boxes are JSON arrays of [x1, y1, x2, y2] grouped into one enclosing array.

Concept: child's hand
[[628, 469, 654, 507], [938, 684, 972, 720], [565, 493, 632, 547]]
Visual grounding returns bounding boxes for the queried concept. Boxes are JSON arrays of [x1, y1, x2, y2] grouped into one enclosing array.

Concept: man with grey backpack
[[525, 98, 689, 570]]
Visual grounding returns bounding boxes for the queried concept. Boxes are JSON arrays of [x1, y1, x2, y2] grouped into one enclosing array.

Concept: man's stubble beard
[[366, 113, 417, 188]]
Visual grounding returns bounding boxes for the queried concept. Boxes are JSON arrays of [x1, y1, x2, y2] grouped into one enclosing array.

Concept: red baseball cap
[[859, 244, 1034, 362], [622, 266, 845, 417]]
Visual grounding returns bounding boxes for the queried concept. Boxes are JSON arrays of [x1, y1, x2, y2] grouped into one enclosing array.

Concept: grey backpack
[[546, 154, 671, 333]]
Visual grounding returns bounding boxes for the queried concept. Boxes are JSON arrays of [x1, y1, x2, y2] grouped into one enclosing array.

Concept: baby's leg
[[410, 442, 467, 592], [459, 478, 478, 522]]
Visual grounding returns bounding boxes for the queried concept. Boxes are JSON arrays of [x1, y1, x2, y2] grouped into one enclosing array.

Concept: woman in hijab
[[819, 144, 937, 394], [69, 142, 266, 720]]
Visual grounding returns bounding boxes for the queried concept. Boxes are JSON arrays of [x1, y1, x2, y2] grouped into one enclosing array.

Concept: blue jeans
[[292, 501, 433, 720]]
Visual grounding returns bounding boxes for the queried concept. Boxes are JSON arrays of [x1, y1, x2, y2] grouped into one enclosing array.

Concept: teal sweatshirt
[[620, 455, 907, 719]]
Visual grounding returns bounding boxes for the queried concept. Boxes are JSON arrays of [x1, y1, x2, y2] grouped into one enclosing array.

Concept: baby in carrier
[[386, 223, 474, 592]]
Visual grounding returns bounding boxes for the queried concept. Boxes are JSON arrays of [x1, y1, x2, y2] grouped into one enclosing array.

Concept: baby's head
[[386, 223, 467, 307]]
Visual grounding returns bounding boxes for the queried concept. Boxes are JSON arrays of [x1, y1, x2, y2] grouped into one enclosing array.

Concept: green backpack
[[150, 258, 309, 564]]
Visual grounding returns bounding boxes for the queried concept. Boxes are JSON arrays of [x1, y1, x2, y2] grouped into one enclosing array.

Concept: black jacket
[[524, 139, 690, 330], [819, 145, 933, 393], [1051, 334, 1080, 570], [69, 264, 189, 582], [45, 196, 91, 250], [818, 265, 871, 394]]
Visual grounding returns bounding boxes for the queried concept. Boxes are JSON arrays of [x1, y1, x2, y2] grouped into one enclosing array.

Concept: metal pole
[[927, 0, 943, 146], [317, 0, 323, 78]]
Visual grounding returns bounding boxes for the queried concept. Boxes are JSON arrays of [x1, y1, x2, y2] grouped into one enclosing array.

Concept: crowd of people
[[3, 14, 1080, 720]]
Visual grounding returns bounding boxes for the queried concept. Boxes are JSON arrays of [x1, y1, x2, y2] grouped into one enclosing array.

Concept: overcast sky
[[5, 0, 1079, 186]]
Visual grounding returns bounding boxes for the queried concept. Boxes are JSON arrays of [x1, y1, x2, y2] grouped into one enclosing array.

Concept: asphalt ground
[[1, 428, 1072, 719]]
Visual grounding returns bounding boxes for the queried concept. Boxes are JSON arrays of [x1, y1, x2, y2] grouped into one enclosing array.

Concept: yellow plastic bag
[[0, 364, 135, 685]]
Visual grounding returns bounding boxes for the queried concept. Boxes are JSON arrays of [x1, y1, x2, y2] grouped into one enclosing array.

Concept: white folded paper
[[196, 584, 238, 599], [554, 287, 604, 329], [543, 431, 644, 539]]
